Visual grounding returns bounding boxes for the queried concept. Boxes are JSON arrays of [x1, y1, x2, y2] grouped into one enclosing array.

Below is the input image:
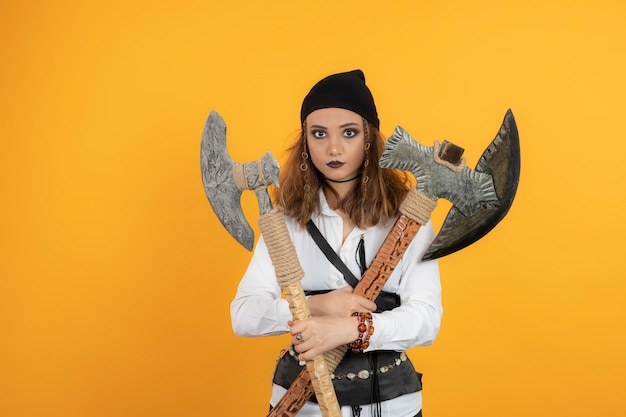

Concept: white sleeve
[[230, 234, 293, 337], [366, 222, 443, 352]]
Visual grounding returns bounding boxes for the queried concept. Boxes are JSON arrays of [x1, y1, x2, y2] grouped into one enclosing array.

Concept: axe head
[[422, 109, 520, 260], [379, 109, 520, 261], [200, 111, 280, 251]]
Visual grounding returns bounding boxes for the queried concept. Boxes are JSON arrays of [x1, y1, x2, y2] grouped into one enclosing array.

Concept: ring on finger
[[295, 333, 303, 343]]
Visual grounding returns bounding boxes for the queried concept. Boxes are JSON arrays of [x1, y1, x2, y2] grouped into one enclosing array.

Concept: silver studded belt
[[273, 345, 422, 406]]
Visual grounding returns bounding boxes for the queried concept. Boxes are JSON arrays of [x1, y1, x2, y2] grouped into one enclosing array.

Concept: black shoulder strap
[[305, 220, 360, 288], [305, 219, 402, 313]]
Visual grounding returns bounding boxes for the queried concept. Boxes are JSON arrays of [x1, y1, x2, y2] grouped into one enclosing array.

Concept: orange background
[[2, 1, 625, 416]]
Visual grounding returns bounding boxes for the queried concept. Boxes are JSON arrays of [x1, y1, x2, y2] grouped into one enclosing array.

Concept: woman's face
[[305, 107, 366, 183]]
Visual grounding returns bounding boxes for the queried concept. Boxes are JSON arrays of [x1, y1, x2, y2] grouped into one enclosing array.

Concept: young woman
[[230, 70, 442, 417]]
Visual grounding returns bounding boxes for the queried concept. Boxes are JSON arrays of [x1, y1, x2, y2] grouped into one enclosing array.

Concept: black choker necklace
[[325, 174, 362, 184]]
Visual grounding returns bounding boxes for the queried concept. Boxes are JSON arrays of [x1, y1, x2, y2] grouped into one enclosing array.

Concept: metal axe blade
[[380, 128, 500, 217], [200, 110, 280, 251], [379, 109, 520, 261], [422, 109, 520, 260]]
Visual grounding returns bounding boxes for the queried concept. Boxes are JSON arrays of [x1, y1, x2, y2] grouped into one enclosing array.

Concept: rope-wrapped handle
[[258, 208, 341, 417]]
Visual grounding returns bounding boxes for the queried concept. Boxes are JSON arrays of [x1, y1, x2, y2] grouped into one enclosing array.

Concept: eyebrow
[[309, 122, 360, 129]]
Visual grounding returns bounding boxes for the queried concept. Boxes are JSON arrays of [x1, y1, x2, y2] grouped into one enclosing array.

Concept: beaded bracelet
[[348, 312, 374, 353]]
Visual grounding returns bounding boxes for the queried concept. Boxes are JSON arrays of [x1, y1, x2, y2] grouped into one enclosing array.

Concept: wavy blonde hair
[[274, 119, 410, 228]]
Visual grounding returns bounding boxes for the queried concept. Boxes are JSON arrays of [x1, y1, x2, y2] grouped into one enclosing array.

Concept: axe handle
[[352, 215, 421, 300], [258, 208, 341, 417], [268, 189, 437, 417]]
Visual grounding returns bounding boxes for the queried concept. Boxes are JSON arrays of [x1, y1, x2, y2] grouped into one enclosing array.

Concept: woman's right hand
[[307, 286, 376, 318]]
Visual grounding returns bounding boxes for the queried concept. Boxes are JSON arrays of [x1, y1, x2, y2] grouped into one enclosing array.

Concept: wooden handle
[[259, 208, 341, 417]]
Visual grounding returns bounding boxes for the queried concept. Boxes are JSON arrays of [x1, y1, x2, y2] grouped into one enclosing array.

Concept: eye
[[344, 128, 359, 138], [311, 130, 326, 138]]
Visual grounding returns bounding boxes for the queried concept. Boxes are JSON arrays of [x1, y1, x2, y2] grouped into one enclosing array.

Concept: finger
[[356, 296, 376, 312], [294, 339, 312, 355], [297, 344, 321, 361], [289, 324, 305, 337], [288, 320, 308, 336], [293, 336, 308, 352]]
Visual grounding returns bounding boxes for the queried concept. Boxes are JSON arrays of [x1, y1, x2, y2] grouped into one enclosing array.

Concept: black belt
[[273, 347, 422, 406]]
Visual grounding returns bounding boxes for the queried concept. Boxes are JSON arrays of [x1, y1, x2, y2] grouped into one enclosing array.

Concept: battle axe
[[201, 110, 342, 416], [266, 109, 520, 416]]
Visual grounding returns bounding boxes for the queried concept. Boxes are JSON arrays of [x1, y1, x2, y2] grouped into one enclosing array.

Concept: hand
[[288, 316, 360, 361], [307, 286, 376, 318]]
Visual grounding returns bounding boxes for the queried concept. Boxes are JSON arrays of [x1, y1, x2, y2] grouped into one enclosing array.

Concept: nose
[[328, 134, 341, 156]]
